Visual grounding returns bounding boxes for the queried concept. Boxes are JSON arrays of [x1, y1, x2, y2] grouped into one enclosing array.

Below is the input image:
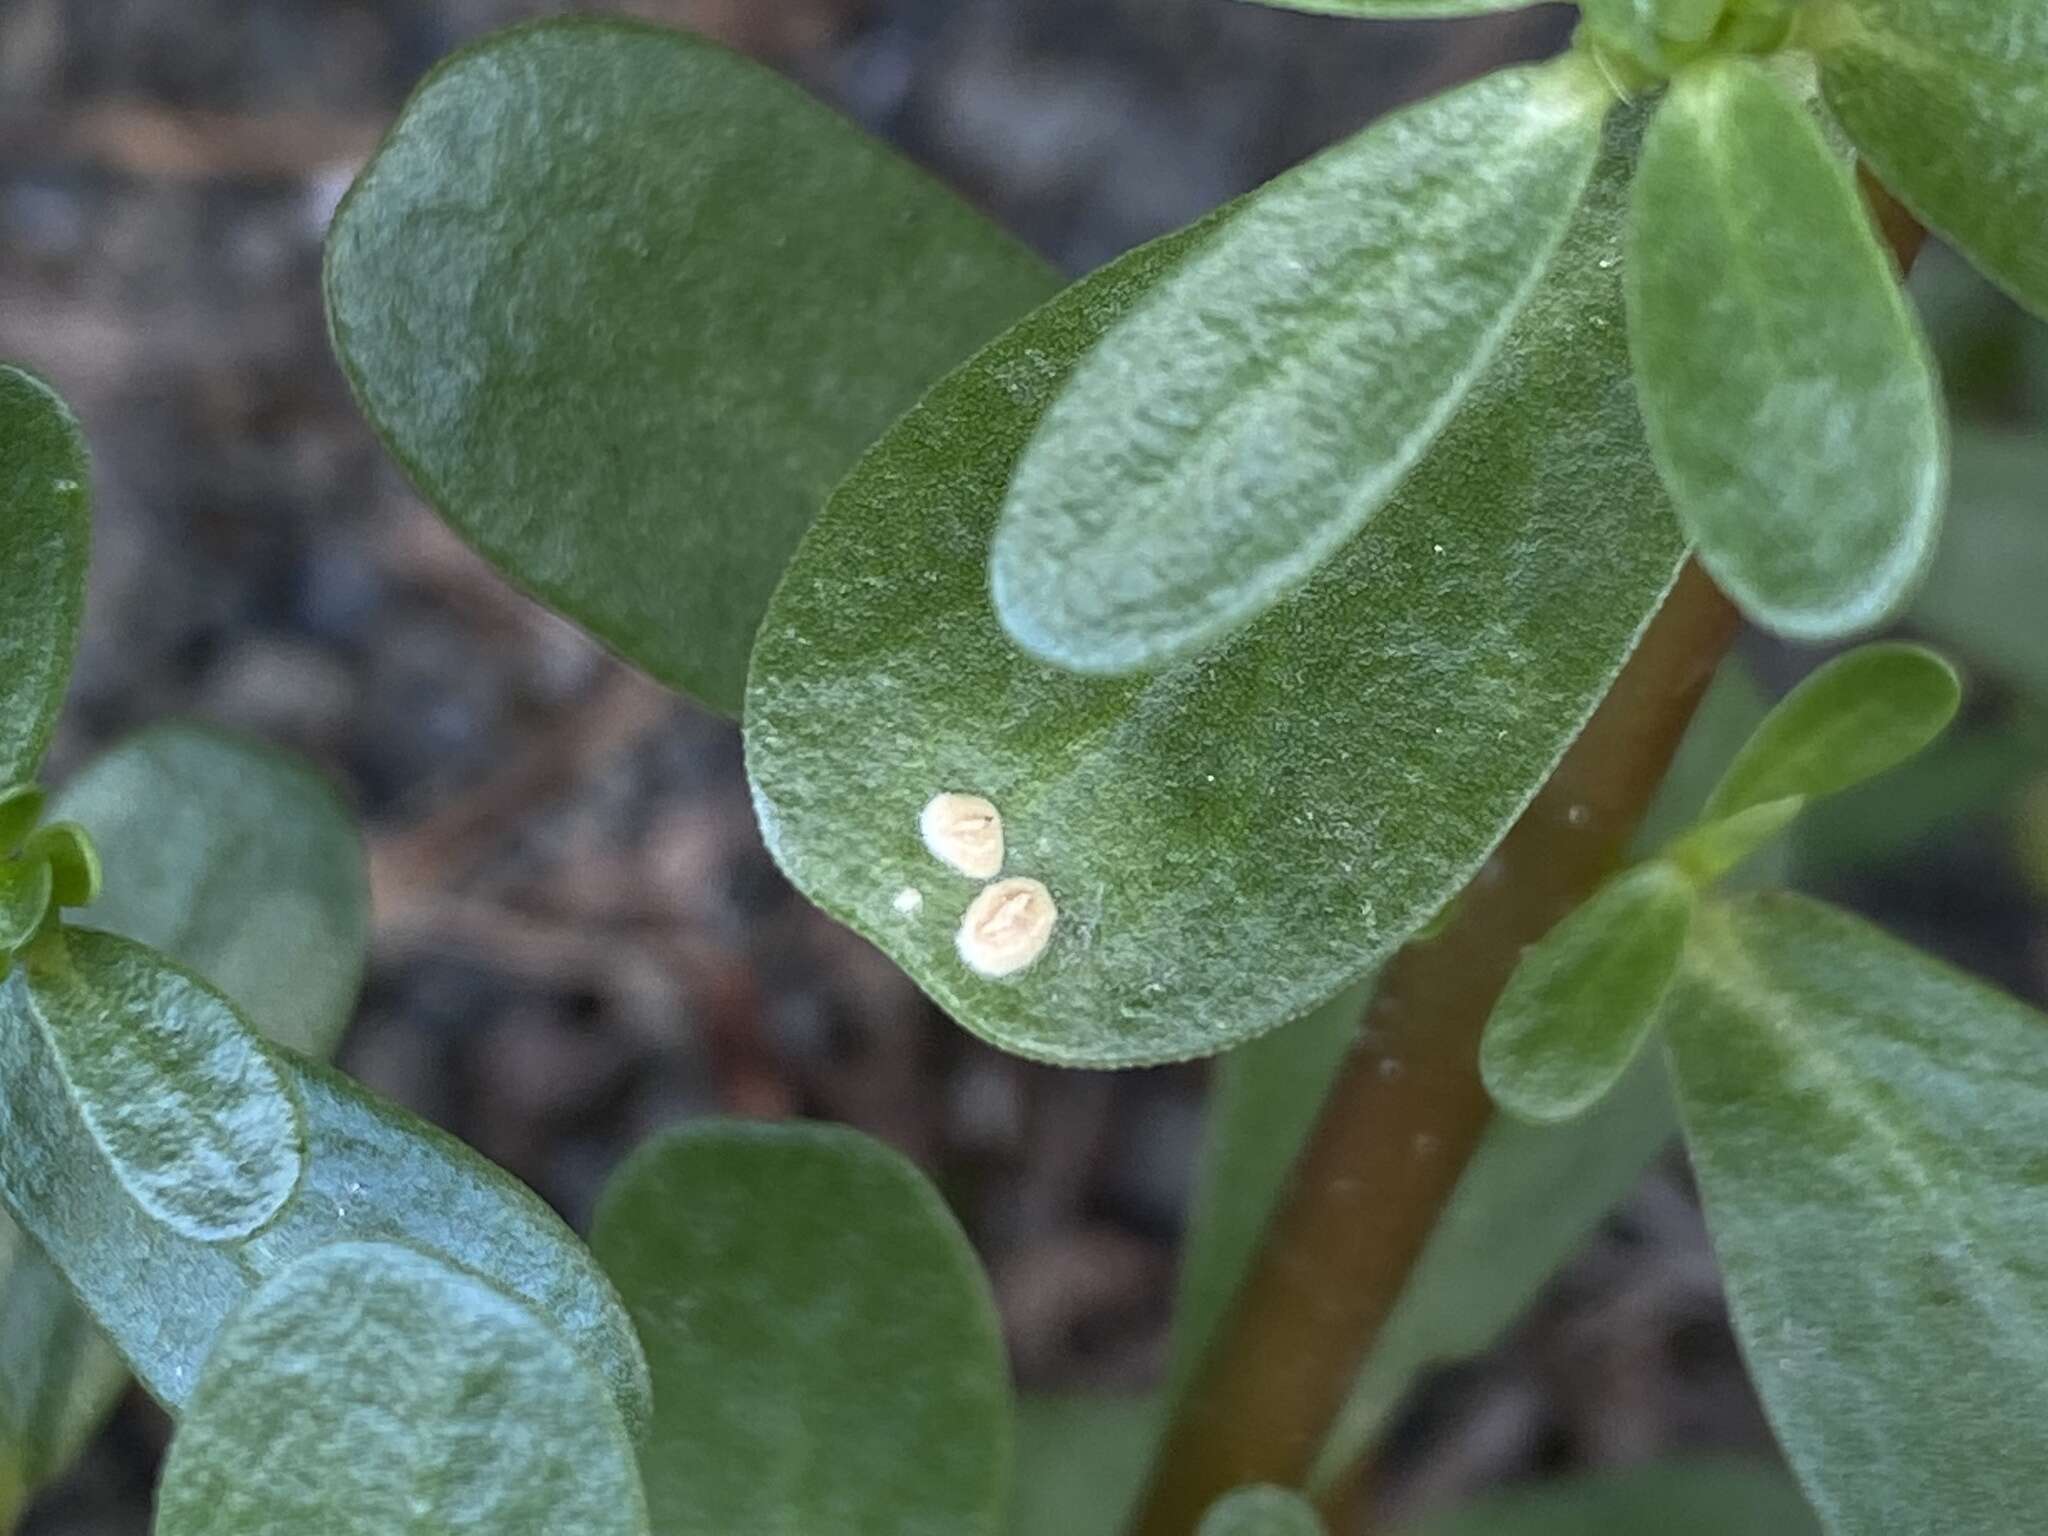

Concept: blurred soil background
[[3, 0, 2045, 1530]]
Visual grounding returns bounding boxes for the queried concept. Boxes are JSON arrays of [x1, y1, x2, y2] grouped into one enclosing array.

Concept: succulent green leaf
[[0, 787, 42, 856], [1199, 1486, 1326, 1536], [325, 18, 1054, 716], [1481, 861, 1695, 1124], [1628, 59, 1945, 639], [1664, 795, 1805, 887], [592, 1120, 1010, 1536], [991, 61, 1610, 674], [52, 724, 368, 1060], [0, 992, 651, 1432], [747, 104, 1687, 1067], [14, 930, 304, 1244], [0, 368, 90, 788], [1701, 642, 1961, 824], [24, 824, 98, 910], [1394, 1459, 1821, 1536], [154, 1242, 648, 1536], [1012, 1395, 1162, 1536], [1664, 894, 2048, 1536], [0, 861, 52, 955], [1816, 0, 2048, 318]]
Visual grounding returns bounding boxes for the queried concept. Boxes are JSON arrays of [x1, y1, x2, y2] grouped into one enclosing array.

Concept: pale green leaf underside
[[1394, 1459, 1821, 1535], [155, 1242, 648, 1536], [1628, 59, 1944, 639], [747, 103, 1686, 1067], [591, 1121, 1011, 1536], [52, 724, 369, 1061], [1012, 1395, 1162, 1536], [0, 981, 651, 1434], [17, 931, 304, 1245], [1665, 894, 2048, 1536], [0, 367, 90, 788], [1481, 861, 1694, 1125], [326, 17, 1054, 715], [1701, 641, 1960, 823], [992, 62, 1609, 674], [1819, 0, 2048, 320], [1199, 1485, 1326, 1536], [0, 1221, 126, 1525]]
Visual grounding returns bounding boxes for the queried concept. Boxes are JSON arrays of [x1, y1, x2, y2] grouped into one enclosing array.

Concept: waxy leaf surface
[[327, 17, 1055, 714], [592, 1121, 1010, 1536], [155, 1242, 648, 1536], [1665, 895, 2048, 1536], [993, 62, 1609, 673], [1628, 60, 1944, 639], [0, 368, 89, 787], [1819, 0, 2048, 318], [748, 106, 1687, 1066], [1199, 1486, 1326, 1536], [1395, 1459, 1821, 1536]]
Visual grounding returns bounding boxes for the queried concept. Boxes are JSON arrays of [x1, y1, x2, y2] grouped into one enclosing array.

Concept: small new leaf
[[1235, 1, 1538, 15], [26, 824, 99, 909], [1480, 861, 1695, 1124], [154, 1242, 650, 1536], [1628, 59, 1945, 639], [0, 787, 42, 856], [992, 60, 1610, 673], [0, 368, 91, 788], [1198, 1486, 1327, 1536], [0, 863, 52, 956]]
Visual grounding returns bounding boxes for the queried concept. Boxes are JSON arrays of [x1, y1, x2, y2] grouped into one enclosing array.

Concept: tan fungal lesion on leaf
[[956, 877, 1057, 978], [919, 792, 1005, 878]]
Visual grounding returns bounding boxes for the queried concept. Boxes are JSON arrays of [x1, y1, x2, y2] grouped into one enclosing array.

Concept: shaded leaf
[[1817, 0, 2048, 319], [1394, 1459, 1821, 1536], [0, 991, 651, 1432], [1235, 1, 1538, 14], [1628, 59, 1944, 638], [992, 60, 1610, 673], [24, 825, 98, 910], [1199, 1485, 1325, 1536], [1011, 1395, 1161, 1536], [0, 788, 42, 856], [14, 930, 303, 1244], [1665, 894, 2048, 1536], [155, 1241, 648, 1536], [326, 17, 1054, 715], [52, 724, 368, 1060], [0, 368, 90, 787], [1912, 430, 2048, 710], [591, 1121, 1010, 1536], [747, 104, 1687, 1067], [0, 1223, 125, 1530], [1481, 861, 1694, 1124], [1701, 642, 1960, 823]]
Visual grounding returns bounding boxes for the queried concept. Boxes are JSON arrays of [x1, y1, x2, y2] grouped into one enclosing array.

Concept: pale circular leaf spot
[[920, 793, 1005, 879], [956, 878, 1056, 978]]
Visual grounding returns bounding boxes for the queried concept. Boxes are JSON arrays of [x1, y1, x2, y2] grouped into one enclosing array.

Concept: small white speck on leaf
[[957, 877, 1057, 978], [893, 886, 924, 917], [920, 792, 1005, 878]]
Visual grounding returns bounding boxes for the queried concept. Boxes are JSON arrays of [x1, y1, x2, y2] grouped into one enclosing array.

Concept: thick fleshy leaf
[[1665, 894, 2048, 1536], [747, 104, 1688, 1067], [155, 1242, 648, 1536], [1012, 1395, 1161, 1536], [1628, 59, 1944, 639], [991, 60, 1610, 673], [1663, 795, 1805, 887], [591, 1121, 1010, 1536], [326, 17, 1054, 716], [1701, 643, 1961, 824], [0, 368, 90, 787], [1395, 1459, 1821, 1536], [1817, 0, 2048, 319], [1481, 861, 1694, 1124], [0, 1223, 125, 1529], [1199, 1486, 1325, 1536], [0, 861, 52, 954], [13, 930, 303, 1244], [0, 987, 651, 1431], [52, 724, 368, 1060]]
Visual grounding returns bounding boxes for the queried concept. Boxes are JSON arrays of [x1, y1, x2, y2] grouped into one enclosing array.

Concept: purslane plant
[[3, 0, 2047, 1533]]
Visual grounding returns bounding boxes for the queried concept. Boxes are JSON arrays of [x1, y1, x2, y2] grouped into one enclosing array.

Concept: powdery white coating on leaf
[[958, 878, 1058, 978], [920, 792, 1005, 878]]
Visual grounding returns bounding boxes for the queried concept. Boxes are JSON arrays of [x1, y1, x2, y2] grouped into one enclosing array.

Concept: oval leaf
[[747, 104, 1688, 1067], [1817, 0, 2048, 319], [16, 930, 303, 1244], [991, 60, 1611, 673], [1627, 59, 1944, 639], [326, 17, 1054, 716], [52, 724, 368, 1060], [0, 367, 90, 787], [155, 1241, 648, 1536], [1481, 860, 1695, 1124], [1700, 641, 1961, 823], [1665, 895, 2048, 1536], [1395, 1459, 1821, 1536], [1199, 1486, 1326, 1536], [0, 786, 43, 854], [0, 987, 651, 1432], [591, 1121, 1010, 1536]]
